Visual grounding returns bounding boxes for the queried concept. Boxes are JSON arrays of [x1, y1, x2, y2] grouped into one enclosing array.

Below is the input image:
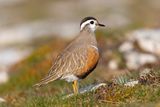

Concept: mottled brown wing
[[34, 46, 99, 87], [34, 50, 72, 87], [48, 46, 89, 76]]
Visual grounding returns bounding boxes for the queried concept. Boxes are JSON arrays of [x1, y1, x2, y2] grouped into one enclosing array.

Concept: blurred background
[[0, 0, 160, 105]]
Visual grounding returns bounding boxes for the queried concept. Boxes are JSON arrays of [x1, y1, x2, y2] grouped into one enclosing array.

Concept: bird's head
[[80, 16, 105, 32]]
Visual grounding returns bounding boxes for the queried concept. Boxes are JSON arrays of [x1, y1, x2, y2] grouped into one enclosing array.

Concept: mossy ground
[[0, 31, 160, 107]]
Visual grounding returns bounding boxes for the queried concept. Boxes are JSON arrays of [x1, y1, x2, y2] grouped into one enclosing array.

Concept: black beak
[[98, 23, 105, 27]]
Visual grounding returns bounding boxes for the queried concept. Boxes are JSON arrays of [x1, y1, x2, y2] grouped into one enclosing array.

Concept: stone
[[128, 29, 160, 56], [119, 29, 160, 69], [0, 67, 9, 84], [125, 51, 157, 69], [108, 59, 118, 70], [63, 83, 107, 99], [119, 41, 134, 53], [124, 80, 139, 87], [0, 97, 6, 103]]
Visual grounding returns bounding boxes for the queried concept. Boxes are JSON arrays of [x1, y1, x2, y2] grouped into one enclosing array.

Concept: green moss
[[1, 34, 160, 106]]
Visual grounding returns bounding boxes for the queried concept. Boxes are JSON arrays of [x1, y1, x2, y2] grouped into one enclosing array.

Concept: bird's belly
[[61, 74, 79, 82]]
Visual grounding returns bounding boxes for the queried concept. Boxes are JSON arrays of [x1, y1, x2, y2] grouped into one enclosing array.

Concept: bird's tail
[[33, 75, 59, 87]]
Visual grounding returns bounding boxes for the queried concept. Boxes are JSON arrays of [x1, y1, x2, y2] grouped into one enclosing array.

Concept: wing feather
[[34, 45, 99, 87]]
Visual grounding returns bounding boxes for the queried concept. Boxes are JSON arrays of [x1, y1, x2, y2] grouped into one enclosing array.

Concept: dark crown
[[80, 16, 97, 26]]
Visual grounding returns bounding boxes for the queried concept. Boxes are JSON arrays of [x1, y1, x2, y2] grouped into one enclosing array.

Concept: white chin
[[89, 26, 96, 31], [89, 25, 96, 32]]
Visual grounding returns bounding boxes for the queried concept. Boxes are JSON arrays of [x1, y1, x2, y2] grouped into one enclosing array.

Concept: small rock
[[119, 41, 134, 53], [0, 48, 31, 67], [0, 67, 9, 84], [108, 59, 118, 70], [128, 29, 160, 56], [90, 83, 107, 91], [63, 83, 107, 99], [0, 97, 6, 103], [119, 29, 160, 69], [125, 51, 157, 69], [124, 80, 139, 87]]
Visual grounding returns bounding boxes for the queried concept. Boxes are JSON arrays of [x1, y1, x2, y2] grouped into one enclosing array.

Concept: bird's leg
[[72, 80, 79, 94], [75, 80, 79, 94]]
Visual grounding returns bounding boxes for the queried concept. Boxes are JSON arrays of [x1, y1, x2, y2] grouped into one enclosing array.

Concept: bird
[[34, 16, 105, 94]]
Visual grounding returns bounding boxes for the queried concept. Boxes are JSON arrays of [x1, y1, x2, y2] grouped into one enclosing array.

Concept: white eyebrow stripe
[[80, 19, 95, 31], [90, 45, 98, 50]]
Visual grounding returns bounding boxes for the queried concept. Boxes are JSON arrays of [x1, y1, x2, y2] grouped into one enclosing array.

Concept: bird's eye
[[90, 21, 94, 24]]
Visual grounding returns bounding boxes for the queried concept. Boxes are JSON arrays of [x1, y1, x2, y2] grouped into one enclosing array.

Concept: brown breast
[[76, 46, 99, 79]]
